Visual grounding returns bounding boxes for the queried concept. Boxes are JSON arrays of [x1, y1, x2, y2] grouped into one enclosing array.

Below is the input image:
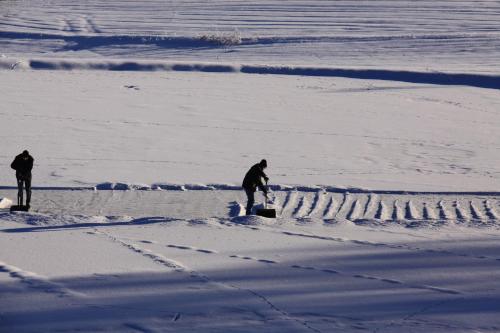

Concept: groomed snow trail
[[1, 1, 500, 72]]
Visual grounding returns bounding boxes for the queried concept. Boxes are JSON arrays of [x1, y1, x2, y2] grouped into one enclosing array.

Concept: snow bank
[[89, 183, 500, 196], [2, 58, 499, 89], [95, 182, 151, 191], [0, 197, 13, 209], [2, 183, 500, 196]]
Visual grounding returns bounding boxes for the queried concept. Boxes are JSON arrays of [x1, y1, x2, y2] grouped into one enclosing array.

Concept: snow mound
[[95, 182, 151, 190], [230, 215, 276, 226], [0, 197, 13, 209], [0, 212, 133, 227]]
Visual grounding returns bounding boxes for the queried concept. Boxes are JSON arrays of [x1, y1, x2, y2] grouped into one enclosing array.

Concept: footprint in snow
[[124, 85, 140, 91]]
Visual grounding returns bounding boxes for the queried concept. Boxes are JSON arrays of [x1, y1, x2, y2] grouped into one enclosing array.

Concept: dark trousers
[[244, 188, 255, 215], [17, 175, 31, 206]]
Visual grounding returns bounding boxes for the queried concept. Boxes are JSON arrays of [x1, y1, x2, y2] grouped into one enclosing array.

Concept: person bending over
[[242, 159, 269, 215]]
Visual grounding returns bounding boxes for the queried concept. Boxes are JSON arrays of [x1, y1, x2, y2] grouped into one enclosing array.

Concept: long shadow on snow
[[1, 261, 500, 332], [0, 216, 179, 233], [1, 30, 499, 89]]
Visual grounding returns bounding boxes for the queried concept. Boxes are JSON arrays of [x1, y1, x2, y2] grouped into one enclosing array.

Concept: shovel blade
[[10, 205, 29, 212], [256, 208, 276, 218]]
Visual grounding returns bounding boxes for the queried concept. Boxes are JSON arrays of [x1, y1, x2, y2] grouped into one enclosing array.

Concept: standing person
[[11, 150, 34, 208], [242, 159, 269, 215]]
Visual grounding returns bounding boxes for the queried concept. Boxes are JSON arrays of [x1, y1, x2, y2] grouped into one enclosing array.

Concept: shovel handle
[[264, 179, 268, 209]]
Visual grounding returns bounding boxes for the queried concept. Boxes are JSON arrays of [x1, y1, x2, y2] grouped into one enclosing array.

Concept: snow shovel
[[10, 205, 29, 212], [256, 182, 276, 218]]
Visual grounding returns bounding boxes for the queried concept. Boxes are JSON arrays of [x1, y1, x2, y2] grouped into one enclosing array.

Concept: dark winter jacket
[[11, 153, 34, 179], [242, 164, 268, 193]]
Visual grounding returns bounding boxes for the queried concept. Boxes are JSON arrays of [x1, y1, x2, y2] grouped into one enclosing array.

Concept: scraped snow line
[[0, 260, 85, 298], [2, 58, 499, 89]]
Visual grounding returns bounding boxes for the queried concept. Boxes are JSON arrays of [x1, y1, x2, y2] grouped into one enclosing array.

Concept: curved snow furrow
[[305, 191, 326, 218], [322, 196, 337, 219], [454, 201, 470, 221], [374, 201, 388, 221], [363, 194, 378, 219], [484, 200, 499, 220], [422, 203, 437, 220], [469, 201, 484, 220], [392, 200, 405, 221], [405, 201, 420, 220], [293, 194, 314, 218], [0, 261, 85, 298], [334, 194, 350, 219], [438, 201, 452, 220], [280, 191, 298, 217], [346, 199, 363, 221]]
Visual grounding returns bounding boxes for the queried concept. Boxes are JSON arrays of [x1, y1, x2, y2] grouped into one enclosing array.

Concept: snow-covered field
[[1, 1, 500, 332]]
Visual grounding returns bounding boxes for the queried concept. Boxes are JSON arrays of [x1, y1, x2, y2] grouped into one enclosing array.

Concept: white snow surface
[[1, 189, 500, 332], [1, 69, 499, 191], [2, 1, 500, 332], [1, 0, 500, 72]]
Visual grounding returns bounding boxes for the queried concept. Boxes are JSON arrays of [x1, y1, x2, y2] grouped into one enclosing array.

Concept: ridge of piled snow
[[2, 58, 500, 89]]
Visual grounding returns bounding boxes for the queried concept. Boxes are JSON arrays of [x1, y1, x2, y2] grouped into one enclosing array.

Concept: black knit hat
[[259, 159, 267, 168]]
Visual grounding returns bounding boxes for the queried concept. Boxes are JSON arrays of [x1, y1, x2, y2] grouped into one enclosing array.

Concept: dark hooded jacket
[[11, 153, 34, 179], [242, 163, 268, 193]]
